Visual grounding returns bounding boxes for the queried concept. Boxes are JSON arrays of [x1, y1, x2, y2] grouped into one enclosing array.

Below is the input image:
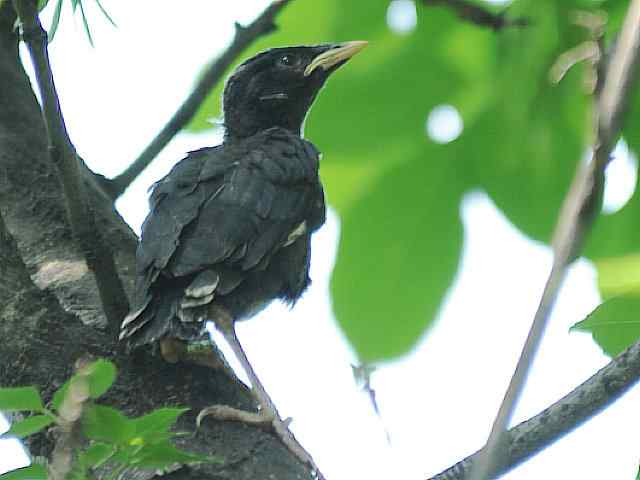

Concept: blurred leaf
[[0, 386, 44, 412], [596, 252, 640, 298], [571, 295, 640, 357], [48, 0, 64, 42], [80, 443, 116, 468], [66, 466, 88, 480], [94, 0, 116, 27], [0, 465, 47, 480], [77, 0, 94, 47], [131, 407, 189, 439], [469, 0, 588, 243], [83, 359, 117, 399], [331, 147, 465, 361], [82, 405, 135, 444], [51, 380, 69, 411], [179, 0, 640, 362], [37, 0, 49, 11], [0, 414, 54, 439], [127, 441, 221, 469]]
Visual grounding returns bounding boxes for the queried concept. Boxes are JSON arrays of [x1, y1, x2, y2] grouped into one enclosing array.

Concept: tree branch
[[103, 0, 293, 199], [467, 2, 640, 479], [428, 335, 640, 479], [421, 0, 529, 31], [11, 0, 129, 332]]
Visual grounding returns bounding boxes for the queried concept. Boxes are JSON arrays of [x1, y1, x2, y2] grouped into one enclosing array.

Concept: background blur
[[3, 0, 640, 478]]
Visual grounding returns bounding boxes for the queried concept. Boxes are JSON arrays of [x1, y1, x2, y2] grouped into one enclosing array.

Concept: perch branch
[[421, 0, 529, 31], [12, 0, 129, 331], [104, 0, 293, 198], [428, 335, 640, 479], [469, 2, 640, 479]]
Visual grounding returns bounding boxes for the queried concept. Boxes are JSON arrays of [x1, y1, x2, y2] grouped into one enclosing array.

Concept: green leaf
[[128, 441, 221, 469], [51, 381, 69, 411], [595, 253, 640, 299], [48, 0, 64, 42], [0, 464, 47, 480], [1, 414, 54, 439], [77, 0, 94, 47], [94, 0, 117, 27], [80, 443, 116, 468], [131, 407, 189, 439], [65, 462, 87, 480], [37, 0, 50, 11], [182, 0, 640, 363], [571, 296, 640, 357], [0, 387, 44, 412], [82, 405, 135, 444], [84, 360, 117, 399], [331, 148, 465, 361]]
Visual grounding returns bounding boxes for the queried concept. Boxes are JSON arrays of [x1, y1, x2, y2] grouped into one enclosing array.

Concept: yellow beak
[[304, 41, 368, 77]]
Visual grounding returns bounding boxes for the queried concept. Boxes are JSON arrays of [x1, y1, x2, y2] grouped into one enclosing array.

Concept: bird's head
[[222, 41, 367, 140]]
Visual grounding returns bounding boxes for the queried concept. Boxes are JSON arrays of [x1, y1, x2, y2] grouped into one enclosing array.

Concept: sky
[[2, 1, 640, 479]]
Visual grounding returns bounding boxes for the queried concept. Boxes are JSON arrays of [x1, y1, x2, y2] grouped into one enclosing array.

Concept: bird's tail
[[119, 275, 209, 349]]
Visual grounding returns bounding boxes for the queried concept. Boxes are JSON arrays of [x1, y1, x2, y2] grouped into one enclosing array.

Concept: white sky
[[3, 1, 640, 479]]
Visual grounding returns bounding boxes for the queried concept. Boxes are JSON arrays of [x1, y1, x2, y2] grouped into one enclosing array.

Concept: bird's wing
[[122, 129, 324, 344]]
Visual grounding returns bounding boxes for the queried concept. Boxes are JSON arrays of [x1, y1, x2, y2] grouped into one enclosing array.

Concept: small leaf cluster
[[0, 359, 219, 480], [37, 0, 116, 45]]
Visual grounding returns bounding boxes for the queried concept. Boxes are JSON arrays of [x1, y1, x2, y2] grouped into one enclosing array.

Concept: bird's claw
[[197, 405, 322, 478], [197, 404, 280, 430]]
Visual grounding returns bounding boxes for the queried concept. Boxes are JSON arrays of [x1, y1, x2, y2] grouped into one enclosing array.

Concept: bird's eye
[[279, 54, 297, 67]]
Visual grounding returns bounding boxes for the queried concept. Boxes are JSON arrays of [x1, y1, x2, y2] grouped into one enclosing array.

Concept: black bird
[[120, 42, 367, 430]]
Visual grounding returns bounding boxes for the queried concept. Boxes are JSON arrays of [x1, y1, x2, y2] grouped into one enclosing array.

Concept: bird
[[120, 41, 367, 441]]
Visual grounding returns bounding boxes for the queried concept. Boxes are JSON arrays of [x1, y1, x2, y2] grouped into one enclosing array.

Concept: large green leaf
[[80, 443, 116, 468], [0, 414, 54, 439], [0, 387, 44, 412], [179, 0, 640, 361], [0, 465, 47, 480], [331, 146, 465, 361], [596, 252, 640, 298], [571, 295, 640, 357], [131, 407, 189, 439], [82, 405, 135, 444], [84, 359, 117, 400], [126, 441, 221, 469], [469, 0, 589, 243]]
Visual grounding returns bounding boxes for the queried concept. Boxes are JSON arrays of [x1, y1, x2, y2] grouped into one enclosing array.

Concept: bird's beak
[[304, 41, 368, 77]]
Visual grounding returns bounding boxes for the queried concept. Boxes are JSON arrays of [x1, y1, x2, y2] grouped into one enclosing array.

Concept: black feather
[[122, 128, 325, 347], [120, 42, 367, 348]]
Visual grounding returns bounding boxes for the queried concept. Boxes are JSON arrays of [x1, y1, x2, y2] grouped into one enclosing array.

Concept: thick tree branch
[[428, 335, 640, 479], [11, 0, 129, 332], [421, 0, 529, 31], [103, 0, 292, 199], [468, 2, 640, 479]]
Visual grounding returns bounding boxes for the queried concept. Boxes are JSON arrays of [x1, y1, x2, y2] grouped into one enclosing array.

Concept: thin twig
[[427, 334, 640, 479], [12, 0, 129, 331], [421, 0, 529, 31], [469, 2, 640, 479], [103, 0, 292, 198]]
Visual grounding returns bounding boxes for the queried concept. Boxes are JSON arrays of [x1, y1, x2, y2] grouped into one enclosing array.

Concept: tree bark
[[0, 4, 312, 479]]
